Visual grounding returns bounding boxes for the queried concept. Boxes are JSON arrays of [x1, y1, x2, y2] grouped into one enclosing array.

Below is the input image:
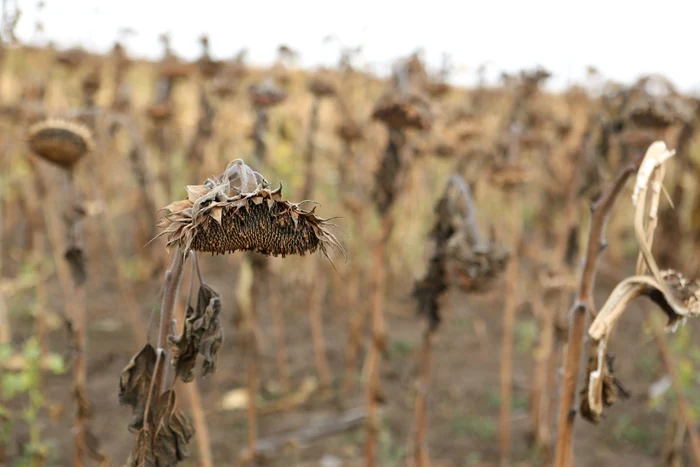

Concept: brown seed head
[[336, 120, 363, 143], [372, 91, 432, 131], [26, 118, 94, 169], [249, 79, 287, 108], [308, 74, 336, 98], [156, 173, 344, 261]]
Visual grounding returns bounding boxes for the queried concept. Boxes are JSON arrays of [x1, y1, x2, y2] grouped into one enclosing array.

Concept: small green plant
[[0, 338, 66, 466], [450, 415, 497, 439]]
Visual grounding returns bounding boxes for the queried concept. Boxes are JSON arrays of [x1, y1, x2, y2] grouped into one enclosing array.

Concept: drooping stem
[[156, 250, 186, 392], [553, 155, 643, 466]]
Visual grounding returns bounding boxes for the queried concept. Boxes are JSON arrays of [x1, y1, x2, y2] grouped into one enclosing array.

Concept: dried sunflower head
[[308, 73, 336, 98], [249, 78, 287, 108], [372, 91, 432, 131], [156, 161, 344, 261], [622, 76, 694, 129], [26, 118, 95, 169], [336, 120, 363, 143]]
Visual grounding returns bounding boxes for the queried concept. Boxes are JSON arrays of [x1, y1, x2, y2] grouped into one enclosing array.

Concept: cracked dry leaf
[[126, 390, 194, 467], [167, 284, 222, 382], [119, 343, 157, 431]]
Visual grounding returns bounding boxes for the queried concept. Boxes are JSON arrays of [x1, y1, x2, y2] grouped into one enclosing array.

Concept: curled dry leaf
[[126, 390, 195, 467], [167, 284, 223, 382], [579, 341, 630, 424], [119, 343, 157, 431], [156, 160, 344, 261]]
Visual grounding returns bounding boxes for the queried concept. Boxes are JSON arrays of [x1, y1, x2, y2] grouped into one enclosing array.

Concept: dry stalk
[[363, 215, 391, 466], [26, 118, 108, 466], [186, 87, 216, 179], [412, 173, 508, 466], [553, 151, 645, 466], [530, 145, 583, 454], [249, 79, 286, 166], [413, 331, 433, 467], [499, 225, 522, 465], [268, 274, 291, 391], [308, 259, 332, 389]]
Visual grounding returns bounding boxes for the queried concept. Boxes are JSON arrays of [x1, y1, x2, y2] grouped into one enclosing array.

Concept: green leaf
[[46, 353, 66, 374], [22, 338, 41, 362], [3, 373, 27, 398], [0, 344, 13, 361]]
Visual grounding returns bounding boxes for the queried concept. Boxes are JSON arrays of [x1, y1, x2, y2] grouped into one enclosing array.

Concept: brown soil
[[4, 241, 684, 467]]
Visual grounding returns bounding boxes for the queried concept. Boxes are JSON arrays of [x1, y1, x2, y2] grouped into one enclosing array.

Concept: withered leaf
[[167, 284, 223, 382], [195, 289, 223, 377], [125, 390, 194, 467], [167, 304, 199, 383], [119, 343, 157, 431]]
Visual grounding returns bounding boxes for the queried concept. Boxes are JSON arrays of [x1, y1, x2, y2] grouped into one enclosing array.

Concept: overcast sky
[[11, 0, 698, 92]]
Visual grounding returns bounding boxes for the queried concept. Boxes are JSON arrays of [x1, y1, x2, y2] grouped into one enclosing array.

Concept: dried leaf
[[167, 284, 222, 382], [195, 290, 223, 376], [126, 391, 194, 467], [119, 343, 157, 431]]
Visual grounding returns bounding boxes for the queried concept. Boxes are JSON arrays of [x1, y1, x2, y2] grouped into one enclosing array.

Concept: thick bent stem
[[553, 155, 643, 466], [156, 251, 187, 393]]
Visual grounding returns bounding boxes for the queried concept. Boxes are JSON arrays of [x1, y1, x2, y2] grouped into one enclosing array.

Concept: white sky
[[11, 0, 699, 92]]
